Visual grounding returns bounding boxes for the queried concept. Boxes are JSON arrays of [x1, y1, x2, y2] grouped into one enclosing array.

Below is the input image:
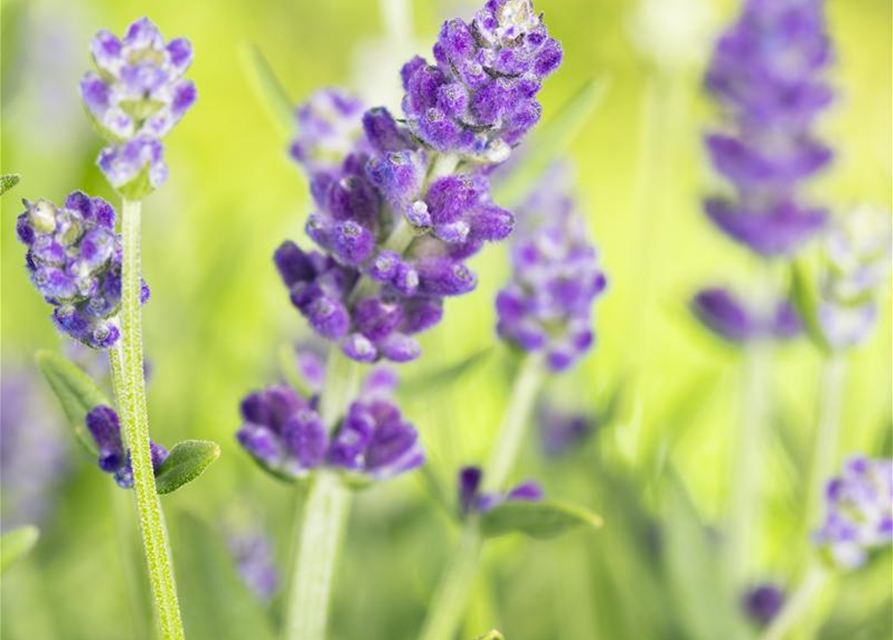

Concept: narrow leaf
[[155, 440, 221, 495], [241, 43, 294, 134], [0, 526, 39, 574], [791, 259, 831, 353], [0, 173, 20, 196], [36, 350, 109, 456], [494, 78, 610, 207], [480, 500, 602, 539]]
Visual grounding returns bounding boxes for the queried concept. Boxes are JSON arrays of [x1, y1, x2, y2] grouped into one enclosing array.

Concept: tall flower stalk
[[695, 0, 835, 588], [420, 162, 605, 640], [236, 2, 566, 638]]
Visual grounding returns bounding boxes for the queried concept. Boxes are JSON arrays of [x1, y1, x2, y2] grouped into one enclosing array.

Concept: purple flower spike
[[457, 465, 544, 516], [813, 456, 893, 570], [742, 583, 785, 627], [703, 0, 833, 258], [495, 163, 606, 372], [16, 194, 149, 349], [86, 405, 167, 488], [692, 287, 802, 344], [82, 17, 196, 143]]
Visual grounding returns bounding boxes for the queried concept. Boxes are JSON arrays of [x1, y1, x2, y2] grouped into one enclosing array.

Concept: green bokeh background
[[1, 0, 890, 638]]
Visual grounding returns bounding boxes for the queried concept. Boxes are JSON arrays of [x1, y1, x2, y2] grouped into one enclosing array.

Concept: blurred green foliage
[[1, 0, 890, 638]]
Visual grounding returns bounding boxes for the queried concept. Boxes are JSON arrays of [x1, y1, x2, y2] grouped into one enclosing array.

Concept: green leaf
[[791, 259, 831, 353], [241, 43, 294, 134], [493, 78, 610, 208], [0, 173, 20, 196], [36, 350, 110, 456], [480, 500, 603, 539], [0, 526, 39, 574], [155, 440, 221, 495], [661, 474, 751, 640], [401, 348, 493, 394]]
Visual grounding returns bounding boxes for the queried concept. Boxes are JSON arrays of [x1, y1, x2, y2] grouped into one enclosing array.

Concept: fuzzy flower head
[[815, 206, 892, 350], [16, 192, 150, 349], [458, 466, 543, 517], [703, 0, 833, 258], [495, 163, 606, 371], [236, 368, 424, 485], [81, 17, 196, 198], [401, 0, 562, 160], [814, 456, 893, 570], [86, 405, 168, 488]]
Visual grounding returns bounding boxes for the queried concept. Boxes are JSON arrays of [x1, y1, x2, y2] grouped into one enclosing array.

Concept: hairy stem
[[724, 265, 775, 588], [419, 355, 544, 640], [117, 199, 185, 640], [759, 565, 829, 640], [284, 349, 358, 640]]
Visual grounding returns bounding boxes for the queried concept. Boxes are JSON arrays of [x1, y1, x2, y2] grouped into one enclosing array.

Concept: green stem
[[418, 355, 544, 640], [759, 565, 829, 640], [117, 198, 185, 640], [283, 349, 359, 640], [802, 355, 846, 544], [724, 265, 775, 588]]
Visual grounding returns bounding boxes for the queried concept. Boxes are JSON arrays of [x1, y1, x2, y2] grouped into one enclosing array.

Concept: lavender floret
[[741, 583, 785, 627], [85, 405, 168, 488], [16, 193, 149, 349], [457, 465, 543, 516], [703, 0, 833, 257], [691, 287, 801, 344], [495, 163, 606, 371], [813, 456, 893, 570], [81, 17, 196, 197]]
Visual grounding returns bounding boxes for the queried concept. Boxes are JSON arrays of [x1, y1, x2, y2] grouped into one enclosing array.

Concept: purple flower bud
[[416, 257, 477, 296], [97, 137, 168, 199], [86, 405, 167, 488], [362, 107, 414, 154], [82, 18, 196, 143], [457, 465, 544, 516], [705, 198, 827, 258], [813, 456, 893, 569], [742, 583, 785, 627], [692, 287, 802, 344]]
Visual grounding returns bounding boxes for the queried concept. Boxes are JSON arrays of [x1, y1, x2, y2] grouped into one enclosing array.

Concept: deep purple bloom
[[495, 163, 606, 371], [742, 583, 785, 627], [691, 287, 801, 344], [237, 368, 424, 483], [537, 404, 596, 458], [226, 525, 280, 602], [0, 368, 70, 528], [457, 465, 543, 516], [278, 1, 560, 364], [82, 17, 196, 196], [814, 456, 893, 569], [703, 0, 833, 257], [814, 207, 892, 350], [16, 193, 149, 349], [85, 405, 168, 488]]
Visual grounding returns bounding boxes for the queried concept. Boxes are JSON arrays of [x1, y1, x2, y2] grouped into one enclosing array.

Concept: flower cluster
[[814, 456, 893, 570], [237, 368, 424, 484], [278, 0, 562, 364], [85, 405, 168, 488], [80, 17, 196, 198], [401, 0, 562, 161], [495, 163, 606, 371], [703, 0, 832, 258], [691, 287, 800, 344], [16, 192, 149, 349], [814, 206, 892, 350], [741, 583, 785, 627], [458, 466, 542, 516]]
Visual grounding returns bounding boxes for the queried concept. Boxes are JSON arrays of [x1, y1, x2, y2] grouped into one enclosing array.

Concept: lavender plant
[[696, 0, 834, 588], [13, 17, 217, 640]]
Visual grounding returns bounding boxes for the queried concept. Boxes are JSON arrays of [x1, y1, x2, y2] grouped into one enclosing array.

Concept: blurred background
[[1, 0, 890, 638]]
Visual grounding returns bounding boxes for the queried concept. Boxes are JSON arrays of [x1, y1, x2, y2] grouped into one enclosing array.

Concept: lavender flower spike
[[237, 367, 424, 484], [81, 17, 196, 197], [495, 163, 606, 371], [814, 456, 893, 570], [86, 405, 168, 488], [16, 192, 150, 349], [691, 287, 801, 344], [703, 0, 833, 257]]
